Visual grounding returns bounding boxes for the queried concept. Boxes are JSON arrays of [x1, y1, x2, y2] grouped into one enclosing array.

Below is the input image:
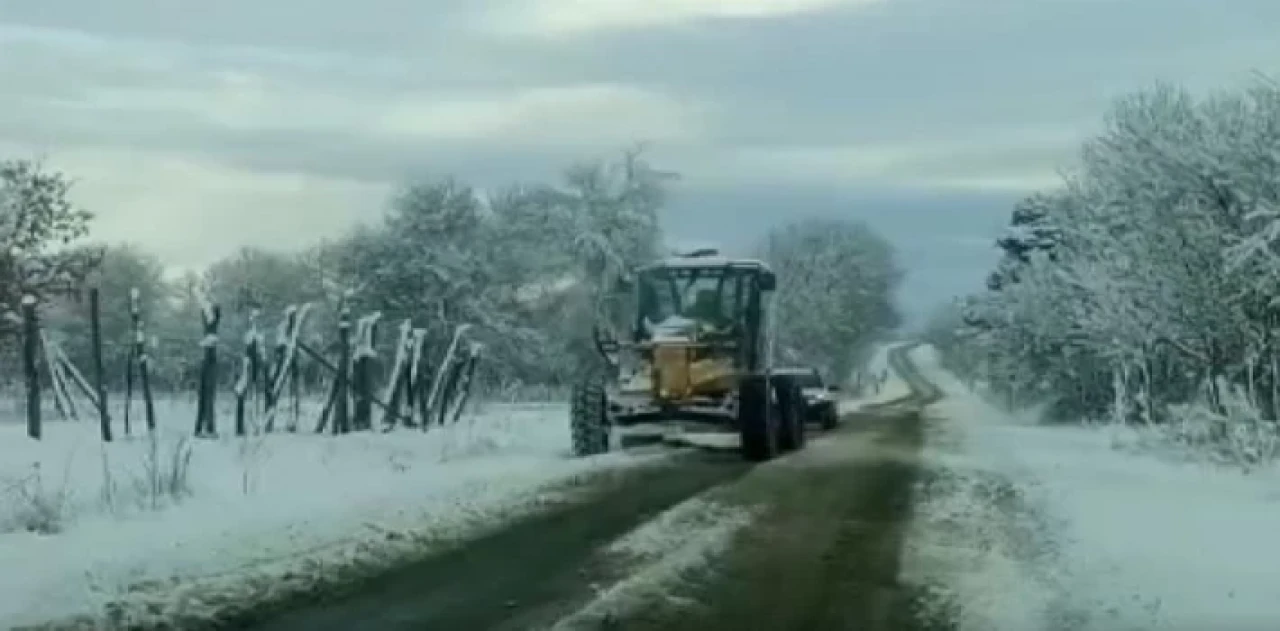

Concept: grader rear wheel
[[738, 374, 778, 462], [775, 379, 806, 452]]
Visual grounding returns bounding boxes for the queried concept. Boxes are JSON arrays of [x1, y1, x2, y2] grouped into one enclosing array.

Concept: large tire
[[570, 378, 610, 457], [738, 374, 777, 462], [775, 379, 806, 452], [821, 403, 839, 431]]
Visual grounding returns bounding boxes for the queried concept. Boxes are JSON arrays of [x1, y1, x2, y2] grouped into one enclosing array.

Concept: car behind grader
[[569, 249, 811, 462]]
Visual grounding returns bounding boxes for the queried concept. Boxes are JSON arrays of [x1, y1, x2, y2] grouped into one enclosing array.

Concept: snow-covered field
[[905, 344, 1280, 631], [0, 398, 662, 629]]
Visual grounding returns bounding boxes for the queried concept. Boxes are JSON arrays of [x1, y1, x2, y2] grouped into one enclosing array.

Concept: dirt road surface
[[607, 344, 937, 631], [242, 343, 940, 631]]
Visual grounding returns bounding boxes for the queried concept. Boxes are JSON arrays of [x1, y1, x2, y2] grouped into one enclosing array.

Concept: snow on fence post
[[425, 323, 471, 427], [194, 294, 221, 438], [315, 358, 339, 433], [352, 311, 381, 431], [262, 304, 311, 433], [289, 335, 302, 430], [123, 287, 157, 435], [264, 306, 294, 418], [333, 302, 353, 434], [22, 294, 41, 440], [136, 292, 157, 433], [436, 341, 480, 425], [89, 288, 112, 442], [234, 308, 264, 436], [435, 354, 463, 425], [409, 328, 428, 429], [379, 319, 414, 429], [449, 342, 483, 423]]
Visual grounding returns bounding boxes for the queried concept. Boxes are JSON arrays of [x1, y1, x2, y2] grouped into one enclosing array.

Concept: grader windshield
[[633, 259, 774, 344], [638, 267, 739, 329]]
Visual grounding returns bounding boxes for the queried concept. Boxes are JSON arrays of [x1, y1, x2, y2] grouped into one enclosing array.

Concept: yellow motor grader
[[569, 249, 808, 462]]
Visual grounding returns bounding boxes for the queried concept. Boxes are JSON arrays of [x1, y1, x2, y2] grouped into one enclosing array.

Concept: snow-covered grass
[[905, 344, 1280, 631], [0, 398, 662, 629], [551, 495, 759, 629]]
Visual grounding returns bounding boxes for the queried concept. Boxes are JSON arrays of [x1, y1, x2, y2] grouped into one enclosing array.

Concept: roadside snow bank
[[905, 344, 1280, 631], [0, 404, 660, 629]]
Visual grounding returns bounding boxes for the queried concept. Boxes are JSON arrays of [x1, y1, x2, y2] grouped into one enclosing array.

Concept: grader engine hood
[[650, 344, 735, 401], [644, 316, 736, 402]]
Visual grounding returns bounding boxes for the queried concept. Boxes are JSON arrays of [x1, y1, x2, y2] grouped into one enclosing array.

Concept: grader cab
[[569, 250, 809, 462]]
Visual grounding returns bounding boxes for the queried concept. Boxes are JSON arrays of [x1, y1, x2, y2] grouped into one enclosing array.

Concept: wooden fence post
[[333, 303, 352, 434], [352, 312, 381, 431], [89, 288, 112, 442], [22, 295, 40, 440], [450, 343, 483, 423], [194, 300, 221, 437], [234, 309, 262, 436], [380, 320, 413, 429]]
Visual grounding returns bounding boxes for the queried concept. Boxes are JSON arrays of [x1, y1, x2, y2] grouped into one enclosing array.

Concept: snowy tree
[[942, 77, 1280, 433], [987, 192, 1064, 291], [329, 178, 493, 370], [203, 247, 326, 355], [755, 217, 903, 381], [543, 147, 671, 378], [43, 244, 174, 389], [204, 247, 324, 317], [0, 159, 101, 356], [327, 148, 675, 389]]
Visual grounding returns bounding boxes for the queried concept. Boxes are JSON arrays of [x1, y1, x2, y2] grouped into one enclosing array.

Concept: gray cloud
[[0, 0, 1277, 319]]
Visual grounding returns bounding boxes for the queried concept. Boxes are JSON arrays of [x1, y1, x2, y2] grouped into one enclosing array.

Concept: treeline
[[928, 78, 1280, 456], [0, 149, 670, 396], [0, 147, 904, 397]]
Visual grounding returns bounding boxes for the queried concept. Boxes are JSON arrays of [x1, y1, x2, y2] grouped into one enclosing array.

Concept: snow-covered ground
[[0, 398, 662, 629], [905, 344, 1280, 631], [839, 342, 912, 414]]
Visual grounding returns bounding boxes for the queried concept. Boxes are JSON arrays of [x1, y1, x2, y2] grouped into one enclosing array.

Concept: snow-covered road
[[904, 345, 1280, 631]]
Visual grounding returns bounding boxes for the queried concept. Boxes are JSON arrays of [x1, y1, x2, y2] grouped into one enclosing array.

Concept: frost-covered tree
[[987, 193, 1064, 291], [755, 217, 903, 381], [544, 147, 671, 378], [204, 247, 324, 317], [203, 246, 327, 354], [43, 244, 173, 389], [0, 159, 101, 354], [942, 78, 1280, 439], [329, 148, 674, 389]]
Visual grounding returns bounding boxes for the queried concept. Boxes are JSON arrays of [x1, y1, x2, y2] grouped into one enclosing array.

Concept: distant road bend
[[238, 342, 942, 631]]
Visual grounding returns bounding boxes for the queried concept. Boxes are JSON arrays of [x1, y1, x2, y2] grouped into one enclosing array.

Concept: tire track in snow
[[236, 451, 752, 631]]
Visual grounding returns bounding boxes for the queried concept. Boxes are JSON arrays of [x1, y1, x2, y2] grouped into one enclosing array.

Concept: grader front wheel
[[570, 378, 610, 457]]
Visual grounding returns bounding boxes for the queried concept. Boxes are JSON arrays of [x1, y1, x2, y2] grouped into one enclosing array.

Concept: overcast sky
[[2, 0, 1278, 324]]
